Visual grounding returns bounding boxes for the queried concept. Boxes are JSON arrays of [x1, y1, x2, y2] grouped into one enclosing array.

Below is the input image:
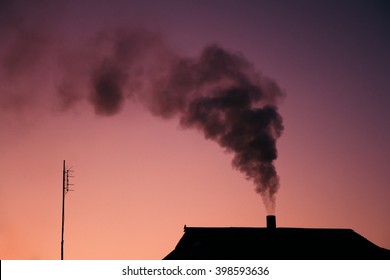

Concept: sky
[[1, 0, 389, 259]]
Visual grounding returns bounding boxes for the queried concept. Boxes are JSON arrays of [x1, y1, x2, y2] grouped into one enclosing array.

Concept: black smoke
[[82, 31, 284, 212], [91, 62, 126, 115], [0, 22, 284, 212]]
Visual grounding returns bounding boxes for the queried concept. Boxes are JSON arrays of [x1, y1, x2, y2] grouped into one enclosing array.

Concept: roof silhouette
[[164, 226, 390, 260]]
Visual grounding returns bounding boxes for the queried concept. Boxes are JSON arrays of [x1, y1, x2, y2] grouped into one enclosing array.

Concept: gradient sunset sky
[[1, 0, 389, 259]]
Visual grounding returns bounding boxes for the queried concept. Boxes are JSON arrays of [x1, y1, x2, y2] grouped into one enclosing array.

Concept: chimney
[[266, 215, 276, 229]]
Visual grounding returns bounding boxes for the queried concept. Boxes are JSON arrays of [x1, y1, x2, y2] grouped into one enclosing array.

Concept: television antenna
[[61, 160, 74, 260]]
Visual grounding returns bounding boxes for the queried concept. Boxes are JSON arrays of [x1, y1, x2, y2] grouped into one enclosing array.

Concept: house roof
[[164, 226, 390, 260]]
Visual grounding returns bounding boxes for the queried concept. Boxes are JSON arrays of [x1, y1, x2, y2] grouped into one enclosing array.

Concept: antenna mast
[[61, 160, 74, 260]]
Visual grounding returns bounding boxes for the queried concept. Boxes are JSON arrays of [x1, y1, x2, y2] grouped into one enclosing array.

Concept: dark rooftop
[[164, 226, 390, 260]]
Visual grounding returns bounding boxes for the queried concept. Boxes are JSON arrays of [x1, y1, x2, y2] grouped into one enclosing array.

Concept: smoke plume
[[1, 25, 284, 212]]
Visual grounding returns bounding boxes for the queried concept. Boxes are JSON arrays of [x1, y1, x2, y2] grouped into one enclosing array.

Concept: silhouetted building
[[164, 225, 390, 260]]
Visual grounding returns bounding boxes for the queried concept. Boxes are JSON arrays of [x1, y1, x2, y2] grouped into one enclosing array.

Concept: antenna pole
[[61, 160, 66, 260]]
